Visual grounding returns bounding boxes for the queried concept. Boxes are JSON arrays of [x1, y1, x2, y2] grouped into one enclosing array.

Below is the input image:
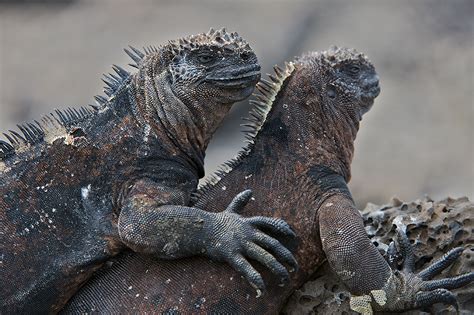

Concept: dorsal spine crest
[[192, 62, 295, 202], [1, 28, 251, 163]]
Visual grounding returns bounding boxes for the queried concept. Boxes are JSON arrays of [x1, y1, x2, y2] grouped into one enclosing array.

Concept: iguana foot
[[377, 228, 473, 312], [393, 230, 473, 311], [204, 190, 298, 295], [350, 228, 473, 314]]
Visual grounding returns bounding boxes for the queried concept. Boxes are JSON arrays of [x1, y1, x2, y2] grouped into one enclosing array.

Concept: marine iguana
[[63, 47, 474, 314], [0, 29, 297, 313]]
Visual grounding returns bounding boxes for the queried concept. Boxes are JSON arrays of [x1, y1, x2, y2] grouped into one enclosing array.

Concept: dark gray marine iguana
[[0, 29, 298, 313], [63, 47, 474, 314]]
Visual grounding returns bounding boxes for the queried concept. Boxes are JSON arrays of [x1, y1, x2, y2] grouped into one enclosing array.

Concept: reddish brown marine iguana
[[63, 47, 474, 314], [0, 29, 297, 313]]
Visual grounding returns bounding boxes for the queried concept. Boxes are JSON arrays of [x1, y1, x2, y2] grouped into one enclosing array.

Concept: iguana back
[[1, 95, 133, 312]]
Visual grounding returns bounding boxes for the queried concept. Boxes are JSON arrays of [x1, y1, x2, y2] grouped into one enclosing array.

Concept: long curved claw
[[414, 289, 458, 311], [395, 228, 415, 273], [229, 254, 265, 297], [387, 240, 401, 269], [418, 247, 464, 280], [245, 216, 297, 238], [421, 272, 474, 291], [254, 231, 298, 272], [245, 243, 290, 284]]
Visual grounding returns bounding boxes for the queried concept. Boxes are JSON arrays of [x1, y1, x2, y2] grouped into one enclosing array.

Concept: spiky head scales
[[165, 28, 252, 58], [296, 46, 372, 69]]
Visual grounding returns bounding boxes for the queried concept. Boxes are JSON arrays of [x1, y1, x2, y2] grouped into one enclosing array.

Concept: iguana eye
[[198, 54, 215, 64], [327, 85, 336, 98], [347, 65, 360, 75]]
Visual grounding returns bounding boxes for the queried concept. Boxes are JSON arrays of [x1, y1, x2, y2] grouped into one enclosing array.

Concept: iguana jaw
[[201, 64, 261, 103], [360, 78, 380, 114], [205, 64, 261, 88], [207, 73, 260, 88]]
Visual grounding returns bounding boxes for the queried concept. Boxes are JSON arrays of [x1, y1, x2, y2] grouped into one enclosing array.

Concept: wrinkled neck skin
[[129, 54, 232, 177], [254, 74, 360, 182]]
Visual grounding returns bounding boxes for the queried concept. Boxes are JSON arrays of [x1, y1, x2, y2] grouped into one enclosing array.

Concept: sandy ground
[[1, 0, 473, 207]]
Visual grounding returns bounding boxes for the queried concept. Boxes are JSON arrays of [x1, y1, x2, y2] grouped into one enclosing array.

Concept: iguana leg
[[318, 194, 392, 295], [118, 179, 297, 292], [318, 193, 474, 314]]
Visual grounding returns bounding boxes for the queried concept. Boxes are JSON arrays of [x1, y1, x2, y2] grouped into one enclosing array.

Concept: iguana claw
[[414, 288, 459, 311], [203, 189, 298, 292], [377, 228, 473, 312]]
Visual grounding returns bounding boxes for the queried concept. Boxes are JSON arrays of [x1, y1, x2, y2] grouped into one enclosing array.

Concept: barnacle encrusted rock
[[283, 196, 473, 314]]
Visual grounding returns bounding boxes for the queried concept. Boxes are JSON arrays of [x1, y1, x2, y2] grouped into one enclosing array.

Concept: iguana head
[[165, 28, 260, 104], [131, 28, 260, 109], [297, 46, 380, 120], [224, 47, 380, 182], [126, 29, 260, 173]]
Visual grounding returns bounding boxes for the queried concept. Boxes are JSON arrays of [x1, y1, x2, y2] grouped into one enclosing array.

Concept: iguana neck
[[129, 54, 231, 177], [252, 73, 359, 182]]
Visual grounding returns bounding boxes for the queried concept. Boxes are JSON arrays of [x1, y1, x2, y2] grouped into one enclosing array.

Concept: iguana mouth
[[362, 76, 380, 101], [206, 64, 261, 87], [364, 84, 380, 100]]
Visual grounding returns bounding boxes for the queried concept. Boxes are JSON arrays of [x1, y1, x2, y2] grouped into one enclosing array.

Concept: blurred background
[[0, 0, 472, 207]]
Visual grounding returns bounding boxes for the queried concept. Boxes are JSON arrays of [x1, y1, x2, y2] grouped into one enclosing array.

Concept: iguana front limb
[[319, 193, 474, 314], [114, 28, 298, 291], [119, 178, 297, 291]]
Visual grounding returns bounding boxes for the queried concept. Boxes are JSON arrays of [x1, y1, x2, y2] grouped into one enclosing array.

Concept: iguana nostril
[[363, 75, 380, 97], [327, 86, 337, 98], [364, 75, 379, 89]]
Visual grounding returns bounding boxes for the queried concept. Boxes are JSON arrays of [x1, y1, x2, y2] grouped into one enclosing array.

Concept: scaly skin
[[63, 47, 473, 314], [0, 29, 297, 313]]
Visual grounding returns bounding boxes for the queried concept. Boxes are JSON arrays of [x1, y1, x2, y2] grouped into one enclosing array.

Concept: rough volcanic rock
[[283, 196, 473, 314]]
